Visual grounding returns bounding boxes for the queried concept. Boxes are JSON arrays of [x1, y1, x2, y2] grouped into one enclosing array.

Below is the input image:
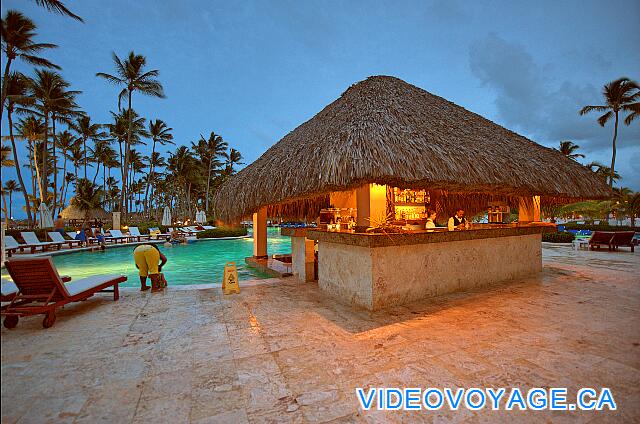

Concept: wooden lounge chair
[[48, 231, 83, 248], [610, 231, 635, 252], [589, 231, 615, 250], [21, 232, 63, 252], [4, 235, 42, 256], [1, 257, 126, 329]]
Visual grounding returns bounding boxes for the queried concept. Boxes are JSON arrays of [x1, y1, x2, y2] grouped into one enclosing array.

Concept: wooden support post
[[253, 207, 268, 258]]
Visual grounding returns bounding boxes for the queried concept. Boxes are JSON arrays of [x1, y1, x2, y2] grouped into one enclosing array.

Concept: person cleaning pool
[[133, 243, 168, 292]]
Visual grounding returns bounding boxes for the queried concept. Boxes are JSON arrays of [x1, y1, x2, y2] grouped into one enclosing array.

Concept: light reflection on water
[[2, 228, 291, 287]]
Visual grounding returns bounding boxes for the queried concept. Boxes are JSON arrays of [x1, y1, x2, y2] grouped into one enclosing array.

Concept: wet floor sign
[[222, 262, 240, 295]]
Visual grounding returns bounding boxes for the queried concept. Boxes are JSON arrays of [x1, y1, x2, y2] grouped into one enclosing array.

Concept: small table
[[572, 239, 590, 251]]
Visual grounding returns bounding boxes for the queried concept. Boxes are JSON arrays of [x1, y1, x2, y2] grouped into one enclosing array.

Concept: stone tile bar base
[[318, 233, 542, 310]]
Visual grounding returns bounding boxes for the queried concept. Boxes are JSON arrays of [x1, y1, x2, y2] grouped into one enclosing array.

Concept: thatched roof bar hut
[[214, 76, 609, 221]]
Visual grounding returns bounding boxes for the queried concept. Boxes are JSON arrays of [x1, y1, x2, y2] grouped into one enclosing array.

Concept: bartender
[[447, 208, 467, 231]]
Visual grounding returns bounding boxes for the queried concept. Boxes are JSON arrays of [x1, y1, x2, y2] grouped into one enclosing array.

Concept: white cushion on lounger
[[1, 279, 18, 296], [63, 274, 123, 296]]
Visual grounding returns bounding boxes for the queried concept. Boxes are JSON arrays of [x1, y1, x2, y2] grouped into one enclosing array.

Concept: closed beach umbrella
[[200, 210, 207, 223], [38, 203, 54, 228], [162, 206, 172, 226]]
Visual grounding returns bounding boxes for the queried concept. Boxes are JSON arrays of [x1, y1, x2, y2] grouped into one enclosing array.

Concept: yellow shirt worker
[[133, 244, 168, 292]]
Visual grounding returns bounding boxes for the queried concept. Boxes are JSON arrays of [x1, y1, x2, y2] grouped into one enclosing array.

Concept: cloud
[[469, 33, 640, 188]]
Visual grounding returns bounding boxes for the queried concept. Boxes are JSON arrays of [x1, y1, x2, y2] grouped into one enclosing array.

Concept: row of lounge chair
[[588, 231, 636, 252], [1, 257, 125, 328], [3, 227, 162, 257]]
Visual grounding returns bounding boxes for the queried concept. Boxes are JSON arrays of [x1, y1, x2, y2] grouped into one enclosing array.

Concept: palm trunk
[[1, 191, 8, 226], [610, 112, 618, 190], [8, 192, 13, 221], [51, 117, 58, 217], [0, 57, 13, 124], [205, 155, 212, 211], [143, 139, 156, 216], [42, 112, 49, 202], [33, 141, 45, 201], [7, 109, 34, 226], [58, 152, 68, 210], [83, 137, 88, 179], [93, 161, 100, 185], [121, 92, 133, 218], [28, 139, 36, 206]]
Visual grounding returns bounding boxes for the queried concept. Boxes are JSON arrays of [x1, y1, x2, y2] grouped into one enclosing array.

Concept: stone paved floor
[[1, 244, 639, 423]]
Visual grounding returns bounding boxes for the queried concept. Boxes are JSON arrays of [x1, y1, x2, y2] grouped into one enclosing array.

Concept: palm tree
[[31, 0, 83, 21], [27, 70, 79, 202], [586, 161, 621, 186], [0, 10, 59, 123], [12, 116, 46, 202], [4, 71, 35, 226], [72, 115, 106, 179], [557, 141, 584, 160], [580, 77, 640, 189], [144, 119, 173, 215], [96, 51, 165, 217], [4, 179, 20, 220], [56, 130, 79, 209], [71, 178, 103, 227], [224, 148, 244, 174], [167, 146, 198, 218], [192, 132, 227, 212]]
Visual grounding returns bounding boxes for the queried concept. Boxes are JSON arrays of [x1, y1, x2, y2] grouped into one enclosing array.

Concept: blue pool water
[[2, 228, 291, 287]]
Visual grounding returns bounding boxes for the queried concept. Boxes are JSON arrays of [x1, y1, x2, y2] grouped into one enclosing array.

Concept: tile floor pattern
[[1, 244, 639, 423]]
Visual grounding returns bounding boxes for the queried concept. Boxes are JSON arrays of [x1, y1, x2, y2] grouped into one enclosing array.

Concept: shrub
[[542, 232, 575, 243], [196, 227, 248, 239]]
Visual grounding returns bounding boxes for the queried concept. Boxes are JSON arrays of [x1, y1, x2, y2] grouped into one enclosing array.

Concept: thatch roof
[[60, 203, 109, 220], [214, 76, 610, 221]]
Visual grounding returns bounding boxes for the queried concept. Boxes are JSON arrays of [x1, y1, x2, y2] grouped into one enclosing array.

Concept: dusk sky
[[1, 0, 639, 217]]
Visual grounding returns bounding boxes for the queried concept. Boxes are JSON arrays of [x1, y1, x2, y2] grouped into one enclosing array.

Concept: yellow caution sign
[[222, 262, 240, 295]]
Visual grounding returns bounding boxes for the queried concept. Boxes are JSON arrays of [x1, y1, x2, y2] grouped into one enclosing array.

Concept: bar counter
[[283, 224, 556, 311]]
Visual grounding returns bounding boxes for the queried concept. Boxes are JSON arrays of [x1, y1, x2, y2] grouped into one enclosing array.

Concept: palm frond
[[597, 111, 613, 127], [19, 54, 61, 69], [33, 0, 83, 21]]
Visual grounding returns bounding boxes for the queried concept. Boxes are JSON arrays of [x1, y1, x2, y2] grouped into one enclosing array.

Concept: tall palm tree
[[56, 130, 79, 209], [12, 116, 46, 202], [192, 131, 227, 212], [144, 119, 173, 214], [557, 140, 584, 160], [72, 115, 105, 179], [580, 77, 640, 189], [0, 10, 59, 123], [31, 0, 83, 22], [96, 51, 165, 217], [4, 71, 35, 226], [4, 179, 20, 220], [27, 70, 78, 201]]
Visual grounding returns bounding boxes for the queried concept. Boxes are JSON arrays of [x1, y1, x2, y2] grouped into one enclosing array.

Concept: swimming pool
[[2, 228, 291, 287]]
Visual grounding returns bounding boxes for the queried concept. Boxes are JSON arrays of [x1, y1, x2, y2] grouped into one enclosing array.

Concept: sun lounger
[[106, 229, 133, 243], [20, 232, 63, 251], [202, 225, 215, 230], [1, 279, 18, 304], [128, 227, 151, 241], [48, 231, 83, 248], [589, 231, 615, 250], [1, 257, 126, 328], [610, 231, 635, 252], [3, 235, 44, 256]]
